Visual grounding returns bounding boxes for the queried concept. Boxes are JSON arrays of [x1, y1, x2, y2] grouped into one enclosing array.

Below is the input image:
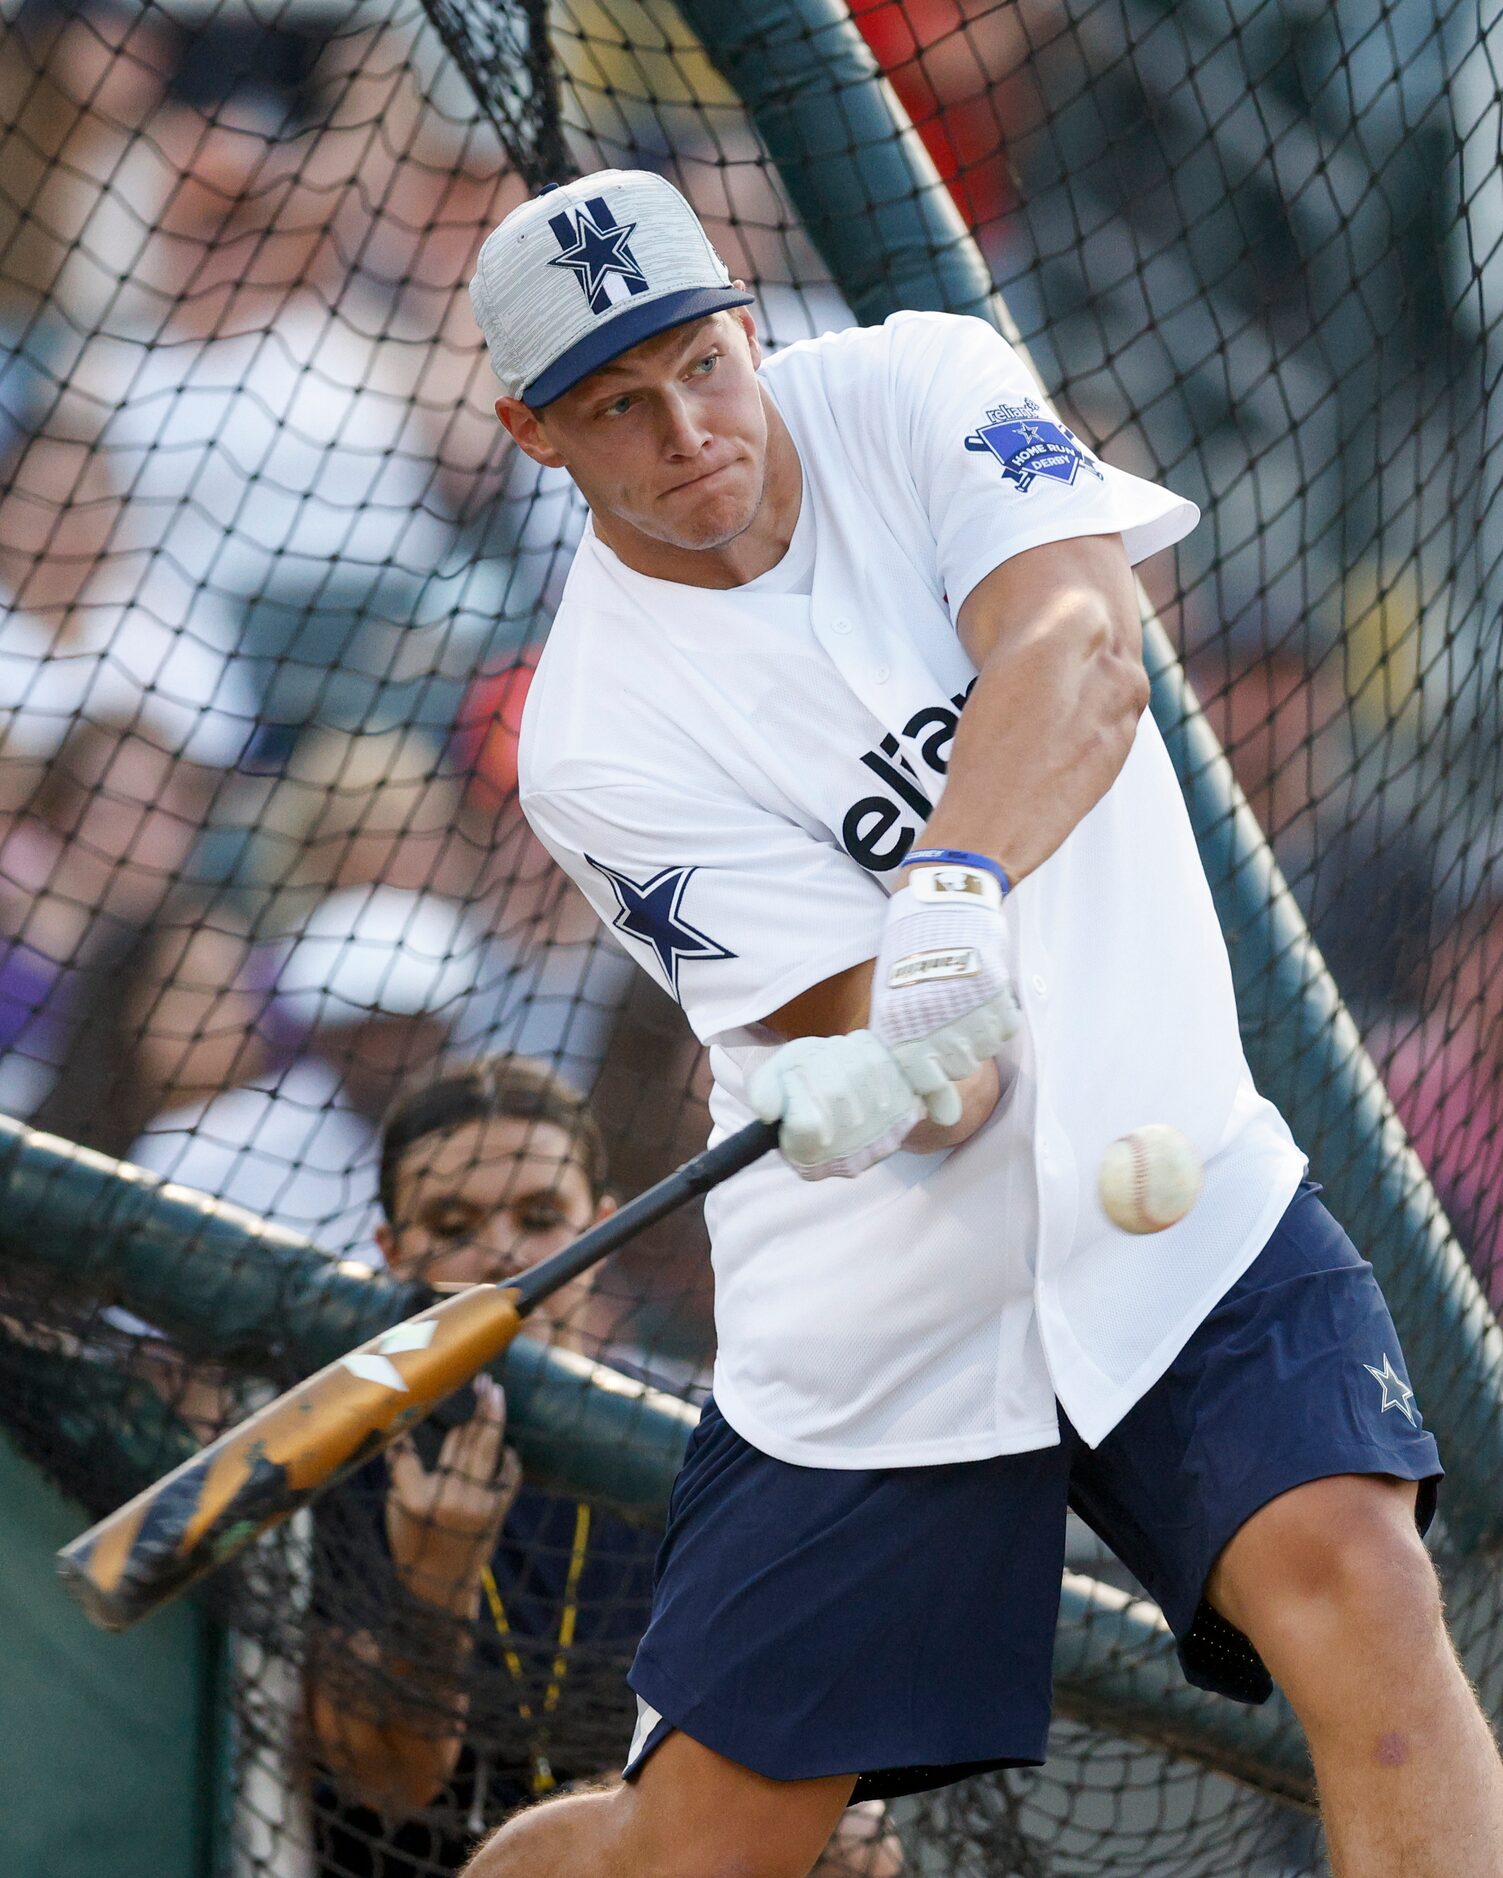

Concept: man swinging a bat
[[462, 170, 1503, 1876]]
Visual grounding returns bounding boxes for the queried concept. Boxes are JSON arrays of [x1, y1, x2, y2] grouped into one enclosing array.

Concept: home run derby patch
[[964, 397, 1103, 493]]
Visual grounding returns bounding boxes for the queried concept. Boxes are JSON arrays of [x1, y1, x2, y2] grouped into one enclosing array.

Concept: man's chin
[[655, 499, 757, 553], [682, 515, 756, 552]]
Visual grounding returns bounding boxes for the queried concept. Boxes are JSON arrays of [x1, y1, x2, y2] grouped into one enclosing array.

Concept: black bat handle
[[511, 1118, 778, 1316]]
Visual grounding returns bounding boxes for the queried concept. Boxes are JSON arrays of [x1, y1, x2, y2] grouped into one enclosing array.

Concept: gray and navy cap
[[469, 169, 754, 408]]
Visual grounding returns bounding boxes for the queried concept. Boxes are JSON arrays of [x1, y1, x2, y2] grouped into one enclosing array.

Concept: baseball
[[1097, 1125, 1204, 1234]]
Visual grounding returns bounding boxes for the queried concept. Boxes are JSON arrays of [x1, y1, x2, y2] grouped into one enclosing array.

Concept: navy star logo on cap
[[586, 857, 735, 999], [548, 197, 650, 316]]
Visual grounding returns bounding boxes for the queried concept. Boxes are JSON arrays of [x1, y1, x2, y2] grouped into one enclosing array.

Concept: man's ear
[[592, 1193, 618, 1225], [374, 1221, 397, 1265], [731, 292, 761, 371], [496, 395, 567, 469]]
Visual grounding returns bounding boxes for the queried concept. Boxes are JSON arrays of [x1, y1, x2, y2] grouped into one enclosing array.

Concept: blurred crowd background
[[1, 0, 1499, 1322], [0, 0, 730, 1370], [4, 2, 1503, 1875]]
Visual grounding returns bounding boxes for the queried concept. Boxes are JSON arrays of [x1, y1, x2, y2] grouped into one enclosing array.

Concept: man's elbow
[[1118, 641, 1151, 723], [1078, 593, 1149, 750]]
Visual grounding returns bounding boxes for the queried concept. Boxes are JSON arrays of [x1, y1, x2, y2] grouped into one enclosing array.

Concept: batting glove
[[868, 853, 1022, 1128], [747, 1031, 924, 1181]]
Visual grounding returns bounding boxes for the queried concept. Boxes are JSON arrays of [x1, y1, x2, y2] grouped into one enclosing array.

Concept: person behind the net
[[304, 1052, 901, 1878], [457, 172, 1503, 1878]]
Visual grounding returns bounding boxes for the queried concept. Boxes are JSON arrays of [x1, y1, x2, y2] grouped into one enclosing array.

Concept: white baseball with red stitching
[[1097, 1125, 1204, 1233]]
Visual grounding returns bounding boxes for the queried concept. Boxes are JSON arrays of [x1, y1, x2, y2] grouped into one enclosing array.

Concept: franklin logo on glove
[[888, 948, 982, 988]]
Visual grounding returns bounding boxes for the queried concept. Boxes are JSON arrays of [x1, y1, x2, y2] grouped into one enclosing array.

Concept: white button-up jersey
[[520, 311, 1306, 1467]]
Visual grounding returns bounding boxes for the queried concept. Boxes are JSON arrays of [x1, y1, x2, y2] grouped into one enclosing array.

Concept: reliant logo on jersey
[[547, 197, 650, 315], [964, 397, 1103, 494], [841, 686, 974, 873]]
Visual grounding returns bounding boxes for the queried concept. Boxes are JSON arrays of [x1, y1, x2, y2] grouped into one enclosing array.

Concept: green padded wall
[[0, 1431, 222, 1878]]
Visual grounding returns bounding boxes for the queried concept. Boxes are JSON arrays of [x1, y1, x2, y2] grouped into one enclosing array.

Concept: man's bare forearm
[[913, 535, 1148, 887]]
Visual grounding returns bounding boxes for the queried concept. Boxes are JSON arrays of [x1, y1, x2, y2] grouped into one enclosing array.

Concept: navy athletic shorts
[[622, 1181, 1441, 1803]]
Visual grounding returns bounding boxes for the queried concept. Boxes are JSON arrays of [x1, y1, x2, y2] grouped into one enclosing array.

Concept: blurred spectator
[[65, 901, 280, 1442], [1192, 627, 1444, 1019], [306, 1054, 900, 1878], [281, 883, 484, 1119], [252, 728, 485, 921], [131, 884, 484, 1253], [0, 711, 218, 1130], [8, 709, 215, 933], [305, 1054, 647, 1868], [0, 595, 256, 790], [1370, 1007, 1503, 1310], [1366, 899, 1503, 1308], [128, 908, 275, 1116], [43, 69, 494, 757], [0, 0, 174, 327], [37, 895, 268, 1161]]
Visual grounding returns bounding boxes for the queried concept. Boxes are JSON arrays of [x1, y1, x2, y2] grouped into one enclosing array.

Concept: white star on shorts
[[1363, 1352, 1418, 1427]]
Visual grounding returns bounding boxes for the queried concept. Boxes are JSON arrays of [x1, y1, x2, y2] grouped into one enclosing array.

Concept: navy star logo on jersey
[[586, 857, 735, 999], [547, 198, 650, 315]]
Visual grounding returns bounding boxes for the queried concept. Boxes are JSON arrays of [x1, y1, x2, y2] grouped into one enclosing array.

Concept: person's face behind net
[[378, 1113, 604, 1332]]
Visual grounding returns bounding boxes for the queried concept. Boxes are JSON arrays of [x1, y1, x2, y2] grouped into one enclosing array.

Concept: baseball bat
[[57, 1119, 776, 1632]]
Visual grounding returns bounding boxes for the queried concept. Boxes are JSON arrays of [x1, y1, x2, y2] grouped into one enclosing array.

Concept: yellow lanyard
[[480, 1501, 592, 1797]]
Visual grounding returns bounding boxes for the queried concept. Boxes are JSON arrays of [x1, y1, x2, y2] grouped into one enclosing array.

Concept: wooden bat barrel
[[57, 1118, 776, 1632], [57, 1283, 524, 1631]]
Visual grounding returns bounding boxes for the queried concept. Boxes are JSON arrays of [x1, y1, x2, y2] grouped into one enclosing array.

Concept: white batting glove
[[868, 855, 1021, 1128], [747, 1031, 923, 1180]]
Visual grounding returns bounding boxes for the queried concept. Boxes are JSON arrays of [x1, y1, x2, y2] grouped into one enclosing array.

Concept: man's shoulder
[[758, 310, 990, 394]]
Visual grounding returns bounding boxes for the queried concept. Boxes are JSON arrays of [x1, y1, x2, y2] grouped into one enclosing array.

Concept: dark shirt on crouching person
[[311, 1459, 661, 1878]]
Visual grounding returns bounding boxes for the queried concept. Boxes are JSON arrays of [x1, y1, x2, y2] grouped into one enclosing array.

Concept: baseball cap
[[277, 886, 483, 1029], [470, 169, 754, 408]]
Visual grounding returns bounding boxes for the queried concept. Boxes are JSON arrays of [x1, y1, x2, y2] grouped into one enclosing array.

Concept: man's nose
[[661, 388, 711, 456]]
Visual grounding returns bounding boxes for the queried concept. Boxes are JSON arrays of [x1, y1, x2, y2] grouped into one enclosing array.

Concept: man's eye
[[691, 352, 719, 376], [520, 1206, 566, 1233], [602, 395, 634, 418], [427, 1211, 475, 1241]]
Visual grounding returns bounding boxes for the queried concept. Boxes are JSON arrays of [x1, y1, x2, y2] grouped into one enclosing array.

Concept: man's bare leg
[[1210, 1474, 1503, 1876], [461, 1729, 856, 1878]]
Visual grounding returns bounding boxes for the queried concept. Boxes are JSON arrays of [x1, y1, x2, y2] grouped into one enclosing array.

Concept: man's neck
[[591, 389, 803, 590]]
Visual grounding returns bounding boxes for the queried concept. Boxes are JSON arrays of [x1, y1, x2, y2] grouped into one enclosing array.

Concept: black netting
[[1, 2, 1501, 1874]]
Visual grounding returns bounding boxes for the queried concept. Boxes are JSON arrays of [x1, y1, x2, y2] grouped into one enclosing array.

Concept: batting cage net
[[1, 1, 1501, 1874]]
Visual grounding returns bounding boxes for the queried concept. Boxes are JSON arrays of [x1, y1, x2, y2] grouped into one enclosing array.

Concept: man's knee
[[462, 1779, 834, 1878], [1213, 1476, 1443, 1681], [461, 1786, 617, 1877]]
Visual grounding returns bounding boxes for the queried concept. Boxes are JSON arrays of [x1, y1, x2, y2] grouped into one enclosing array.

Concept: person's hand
[[868, 861, 1020, 1126], [747, 1031, 923, 1180], [385, 1375, 523, 1615]]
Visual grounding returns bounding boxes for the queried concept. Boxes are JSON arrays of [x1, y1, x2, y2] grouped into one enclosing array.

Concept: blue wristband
[[905, 847, 1012, 896]]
